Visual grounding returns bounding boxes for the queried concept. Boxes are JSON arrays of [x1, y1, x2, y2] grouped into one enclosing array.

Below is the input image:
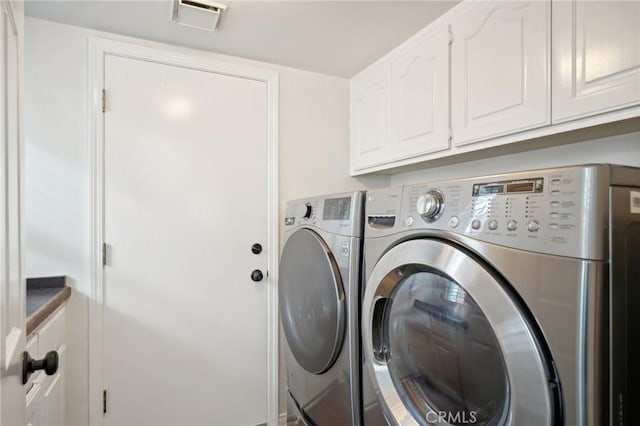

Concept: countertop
[[27, 276, 71, 335]]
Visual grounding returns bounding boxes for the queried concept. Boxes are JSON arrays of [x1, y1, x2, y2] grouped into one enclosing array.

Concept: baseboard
[[279, 412, 287, 426]]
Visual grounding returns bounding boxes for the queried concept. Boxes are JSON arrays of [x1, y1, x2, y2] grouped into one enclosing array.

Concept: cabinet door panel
[[43, 344, 65, 426], [451, 1, 550, 146], [351, 63, 391, 170], [553, 1, 640, 122], [25, 377, 44, 426], [392, 29, 449, 159]]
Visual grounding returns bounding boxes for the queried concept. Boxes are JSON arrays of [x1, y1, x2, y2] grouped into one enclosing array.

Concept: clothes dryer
[[362, 165, 639, 426]]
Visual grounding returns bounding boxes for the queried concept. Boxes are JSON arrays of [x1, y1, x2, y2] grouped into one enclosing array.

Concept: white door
[[350, 62, 391, 171], [450, 1, 550, 146], [1, 1, 26, 425], [552, 0, 640, 122], [103, 54, 269, 426], [391, 27, 449, 160]]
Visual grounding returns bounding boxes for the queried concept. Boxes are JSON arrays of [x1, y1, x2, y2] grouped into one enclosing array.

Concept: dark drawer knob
[[251, 270, 264, 282], [23, 350, 59, 384], [251, 243, 263, 255]]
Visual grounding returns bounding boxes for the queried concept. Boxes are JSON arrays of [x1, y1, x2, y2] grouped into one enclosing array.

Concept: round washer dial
[[416, 190, 445, 222]]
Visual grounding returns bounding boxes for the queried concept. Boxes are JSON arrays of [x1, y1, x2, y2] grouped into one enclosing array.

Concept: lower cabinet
[[25, 307, 66, 426]]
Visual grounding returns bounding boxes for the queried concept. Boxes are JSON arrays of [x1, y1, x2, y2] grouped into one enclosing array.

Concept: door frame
[[87, 38, 279, 426]]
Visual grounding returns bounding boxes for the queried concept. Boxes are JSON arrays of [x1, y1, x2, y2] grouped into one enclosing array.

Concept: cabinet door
[[25, 375, 45, 426], [391, 28, 449, 159], [351, 62, 391, 170], [42, 344, 65, 426], [451, 1, 550, 146], [552, 1, 640, 122]]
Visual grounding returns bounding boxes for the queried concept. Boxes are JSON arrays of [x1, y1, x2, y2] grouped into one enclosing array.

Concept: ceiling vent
[[171, 0, 227, 32]]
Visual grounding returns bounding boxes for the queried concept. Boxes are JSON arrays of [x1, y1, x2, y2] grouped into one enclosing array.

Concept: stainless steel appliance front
[[280, 192, 364, 426], [362, 165, 639, 426]]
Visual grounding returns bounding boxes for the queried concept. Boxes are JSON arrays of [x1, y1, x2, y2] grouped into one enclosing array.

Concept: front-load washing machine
[[280, 192, 364, 425], [361, 165, 639, 426]]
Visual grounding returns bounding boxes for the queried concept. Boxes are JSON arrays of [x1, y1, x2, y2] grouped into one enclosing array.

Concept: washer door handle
[[371, 297, 390, 364]]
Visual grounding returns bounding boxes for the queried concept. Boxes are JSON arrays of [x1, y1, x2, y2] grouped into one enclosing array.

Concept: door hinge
[[449, 127, 453, 142], [448, 27, 454, 45], [101, 89, 106, 113], [102, 243, 107, 267], [103, 389, 107, 414]]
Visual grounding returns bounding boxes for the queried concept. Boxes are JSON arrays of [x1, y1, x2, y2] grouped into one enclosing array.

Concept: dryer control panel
[[284, 191, 364, 237], [366, 165, 617, 260]]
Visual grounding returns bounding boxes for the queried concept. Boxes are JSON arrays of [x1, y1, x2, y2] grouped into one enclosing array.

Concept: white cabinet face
[[553, 1, 640, 122], [24, 408, 44, 426], [451, 1, 550, 146], [25, 382, 44, 426], [391, 28, 450, 159], [43, 345, 65, 426], [24, 310, 66, 426], [351, 63, 391, 170]]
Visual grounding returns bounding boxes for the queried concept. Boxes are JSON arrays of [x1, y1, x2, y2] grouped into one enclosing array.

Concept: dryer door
[[279, 228, 345, 374], [362, 239, 559, 426]]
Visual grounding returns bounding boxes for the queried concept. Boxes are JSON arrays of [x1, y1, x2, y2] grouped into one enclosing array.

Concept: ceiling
[[25, 0, 459, 77]]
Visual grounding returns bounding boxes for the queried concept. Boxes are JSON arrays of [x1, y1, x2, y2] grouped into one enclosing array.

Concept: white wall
[[390, 131, 640, 186], [24, 17, 388, 425]]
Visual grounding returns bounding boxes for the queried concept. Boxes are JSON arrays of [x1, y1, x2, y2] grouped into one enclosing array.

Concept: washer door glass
[[385, 271, 508, 425], [279, 229, 345, 374]]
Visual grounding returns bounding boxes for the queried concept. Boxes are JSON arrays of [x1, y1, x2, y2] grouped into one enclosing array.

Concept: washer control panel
[[367, 165, 612, 259]]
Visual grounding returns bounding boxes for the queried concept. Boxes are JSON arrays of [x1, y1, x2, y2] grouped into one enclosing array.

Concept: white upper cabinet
[[349, 0, 639, 175], [450, 1, 550, 146], [391, 28, 450, 159], [552, 1, 640, 122], [351, 62, 391, 171]]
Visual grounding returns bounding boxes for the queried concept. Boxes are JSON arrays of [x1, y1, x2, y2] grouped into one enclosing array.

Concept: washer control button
[[449, 216, 459, 229], [404, 216, 414, 227], [549, 223, 559, 230], [488, 219, 498, 230], [550, 201, 560, 208], [471, 219, 482, 230], [551, 179, 561, 186], [527, 220, 540, 232], [507, 220, 518, 232], [549, 212, 559, 219], [551, 190, 560, 196]]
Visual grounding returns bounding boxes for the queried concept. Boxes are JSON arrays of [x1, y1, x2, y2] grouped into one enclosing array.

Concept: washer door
[[363, 239, 557, 426], [280, 229, 345, 374]]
